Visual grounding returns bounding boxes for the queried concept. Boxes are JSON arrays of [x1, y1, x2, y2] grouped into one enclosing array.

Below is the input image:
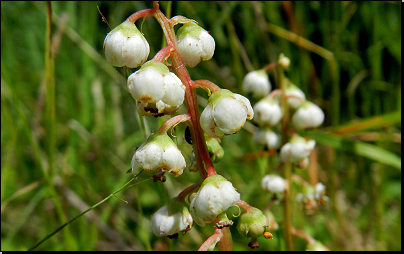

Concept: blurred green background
[[1, 1, 401, 251]]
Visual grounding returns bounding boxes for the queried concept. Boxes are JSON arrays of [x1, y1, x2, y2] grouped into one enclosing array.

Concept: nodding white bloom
[[237, 207, 269, 240], [261, 174, 286, 194], [200, 89, 253, 138], [280, 135, 316, 165], [243, 70, 271, 98], [292, 101, 324, 130], [177, 22, 215, 67], [127, 60, 185, 105], [131, 133, 186, 177], [253, 98, 282, 126], [190, 174, 240, 227], [151, 198, 193, 237], [103, 20, 150, 68], [285, 83, 306, 109], [253, 129, 281, 149]]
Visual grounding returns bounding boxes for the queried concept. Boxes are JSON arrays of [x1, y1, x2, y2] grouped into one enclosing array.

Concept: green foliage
[[1, 1, 401, 251]]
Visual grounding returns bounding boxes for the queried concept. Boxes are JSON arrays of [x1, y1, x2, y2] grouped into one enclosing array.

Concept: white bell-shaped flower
[[285, 83, 306, 109], [243, 70, 271, 98], [280, 135, 316, 164], [103, 20, 150, 68], [190, 174, 240, 227], [292, 101, 324, 130], [151, 198, 193, 237], [131, 133, 186, 177], [253, 98, 282, 126], [253, 129, 281, 149], [127, 60, 185, 104], [200, 89, 253, 138], [261, 174, 286, 194], [177, 22, 215, 67]]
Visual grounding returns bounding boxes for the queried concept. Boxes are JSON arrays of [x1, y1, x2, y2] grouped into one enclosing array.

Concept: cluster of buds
[[102, 2, 270, 250]]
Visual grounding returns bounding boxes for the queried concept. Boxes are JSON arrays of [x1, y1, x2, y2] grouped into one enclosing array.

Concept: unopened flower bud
[[131, 133, 186, 176], [151, 197, 193, 237], [103, 20, 149, 68], [177, 22, 215, 67], [205, 135, 224, 163], [200, 89, 253, 138], [278, 53, 290, 70], [237, 207, 269, 240], [280, 135, 316, 165], [243, 70, 271, 98], [292, 101, 324, 130], [190, 174, 240, 226], [253, 98, 282, 126]]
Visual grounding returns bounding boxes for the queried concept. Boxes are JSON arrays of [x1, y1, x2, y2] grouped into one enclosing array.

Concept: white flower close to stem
[[200, 89, 253, 138], [190, 174, 240, 227], [127, 61, 185, 116], [261, 174, 286, 194], [253, 98, 282, 126], [103, 20, 150, 68], [280, 135, 316, 165], [177, 22, 215, 67], [151, 198, 193, 237], [131, 133, 186, 176], [292, 101, 325, 130], [243, 70, 271, 98]]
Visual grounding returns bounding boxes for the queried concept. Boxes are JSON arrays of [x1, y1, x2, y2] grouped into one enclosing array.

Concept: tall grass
[[1, 1, 401, 251]]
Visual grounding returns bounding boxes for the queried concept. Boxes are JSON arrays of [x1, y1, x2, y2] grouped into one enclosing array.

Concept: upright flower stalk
[[102, 2, 262, 250]]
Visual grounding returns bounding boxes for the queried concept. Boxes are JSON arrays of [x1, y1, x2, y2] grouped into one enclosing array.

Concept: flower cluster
[[241, 53, 328, 249], [102, 3, 269, 250]]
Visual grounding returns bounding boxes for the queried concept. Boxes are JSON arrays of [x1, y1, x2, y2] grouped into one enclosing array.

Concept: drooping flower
[[243, 70, 271, 98], [151, 197, 193, 237], [131, 133, 186, 177], [127, 60, 185, 116], [190, 174, 240, 227], [291, 101, 324, 130], [253, 129, 282, 149], [253, 98, 282, 127], [284, 83, 306, 109], [280, 135, 316, 166], [177, 22, 215, 67], [103, 20, 149, 68], [200, 89, 253, 138], [261, 174, 286, 194]]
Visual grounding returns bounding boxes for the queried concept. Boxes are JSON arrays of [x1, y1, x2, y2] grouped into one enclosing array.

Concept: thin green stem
[[28, 173, 148, 251], [277, 56, 295, 251]]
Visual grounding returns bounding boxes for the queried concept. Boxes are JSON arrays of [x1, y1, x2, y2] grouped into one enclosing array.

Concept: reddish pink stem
[[151, 2, 216, 180], [126, 9, 154, 23], [157, 114, 191, 135], [153, 45, 173, 62], [198, 228, 223, 251], [177, 183, 201, 201], [236, 199, 254, 212]]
